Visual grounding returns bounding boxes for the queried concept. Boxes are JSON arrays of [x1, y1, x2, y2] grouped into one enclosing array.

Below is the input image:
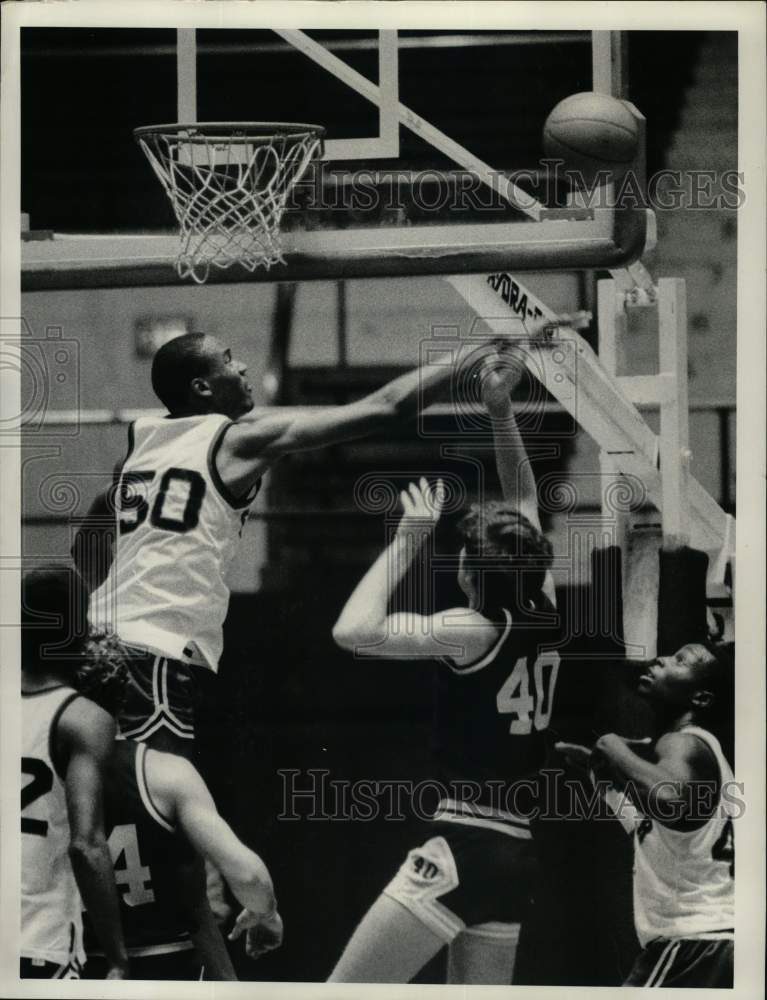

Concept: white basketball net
[[135, 124, 324, 284]]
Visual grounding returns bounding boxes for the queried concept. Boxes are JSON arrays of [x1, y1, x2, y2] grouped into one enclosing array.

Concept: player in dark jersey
[[77, 663, 282, 979], [330, 347, 558, 984]]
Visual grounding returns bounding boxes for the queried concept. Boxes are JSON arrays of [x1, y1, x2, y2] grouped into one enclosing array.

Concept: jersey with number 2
[[21, 687, 86, 968], [90, 414, 258, 670]]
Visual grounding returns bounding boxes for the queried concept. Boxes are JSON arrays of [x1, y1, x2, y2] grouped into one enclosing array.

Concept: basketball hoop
[[134, 123, 325, 284]]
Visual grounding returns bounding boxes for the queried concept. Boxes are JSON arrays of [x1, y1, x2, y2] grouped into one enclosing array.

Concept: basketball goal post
[[19, 29, 734, 607], [446, 29, 734, 649], [268, 27, 733, 607]]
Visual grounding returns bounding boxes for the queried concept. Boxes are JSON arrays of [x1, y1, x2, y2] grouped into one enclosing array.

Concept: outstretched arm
[[154, 754, 277, 914], [219, 341, 493, 482], [481, 344, 556, 604], [148, 752, 283, 959], [480, 314, 587, 542], [332, 478, 496, 664], [481, 345, 541, 529], [59, 699, 128, 979]]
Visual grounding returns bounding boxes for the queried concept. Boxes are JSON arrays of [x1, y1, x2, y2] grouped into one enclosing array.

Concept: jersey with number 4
[[84, 740, 196, 956], [90, 414, 259, 670], [21, 686, 86, 969], [631, 726, 735, 946], [432, 594, 559, 836]]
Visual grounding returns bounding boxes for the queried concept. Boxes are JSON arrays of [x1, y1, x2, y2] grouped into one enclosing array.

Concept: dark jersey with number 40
[[83, 740, 196, 957], [432, 594, 559, 829]]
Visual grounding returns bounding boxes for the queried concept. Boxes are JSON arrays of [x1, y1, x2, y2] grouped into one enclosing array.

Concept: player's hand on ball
[[545, 310, 591, 333], [527, 310, 592, 340], [480, 346, 526, 413], [396, 478, 445, 537]]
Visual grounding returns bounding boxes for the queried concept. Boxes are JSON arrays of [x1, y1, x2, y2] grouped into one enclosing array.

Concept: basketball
[[543, 92, 639, 183], [18, 22, 740, 993]]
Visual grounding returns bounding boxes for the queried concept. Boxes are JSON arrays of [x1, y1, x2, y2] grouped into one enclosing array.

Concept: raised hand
[[480, 344, 527, 414], [529, 310, 592, 340], [395, 477, 445, 538]]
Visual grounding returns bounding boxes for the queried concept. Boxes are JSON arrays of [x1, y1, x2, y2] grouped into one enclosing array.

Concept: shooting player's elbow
[[332, 622, 357, 651], [333, 621, 383, 655]]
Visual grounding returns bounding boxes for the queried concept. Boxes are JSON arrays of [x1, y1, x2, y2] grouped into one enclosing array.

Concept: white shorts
[[383, 836, 464, 942], [382, 825, 535, 944]]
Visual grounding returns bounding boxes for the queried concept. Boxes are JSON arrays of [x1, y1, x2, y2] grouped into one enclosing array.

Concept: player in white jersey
[[20, 568, 128, 980], [556, 641, 735, 988], [74, 330, 489, 756]]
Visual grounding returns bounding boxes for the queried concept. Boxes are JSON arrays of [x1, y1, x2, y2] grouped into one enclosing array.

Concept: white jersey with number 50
[[90, 414, 258, 670]]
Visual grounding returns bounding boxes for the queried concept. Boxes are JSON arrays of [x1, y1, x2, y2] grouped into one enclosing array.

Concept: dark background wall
[[20, 29, 707, 232], [19, 28, 735, 985]]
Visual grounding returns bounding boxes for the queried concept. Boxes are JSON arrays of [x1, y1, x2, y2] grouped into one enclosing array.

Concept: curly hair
[[75, 631, 130, 717], [458, 502, 553, 614]]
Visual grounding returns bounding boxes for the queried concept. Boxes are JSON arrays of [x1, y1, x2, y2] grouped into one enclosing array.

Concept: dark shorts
[[118, 647, 203, 758], [84, 947, 202, 981], [624, 936, 734, 988], [382, 819, 537, 942], [20, 956, 82, 979]]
